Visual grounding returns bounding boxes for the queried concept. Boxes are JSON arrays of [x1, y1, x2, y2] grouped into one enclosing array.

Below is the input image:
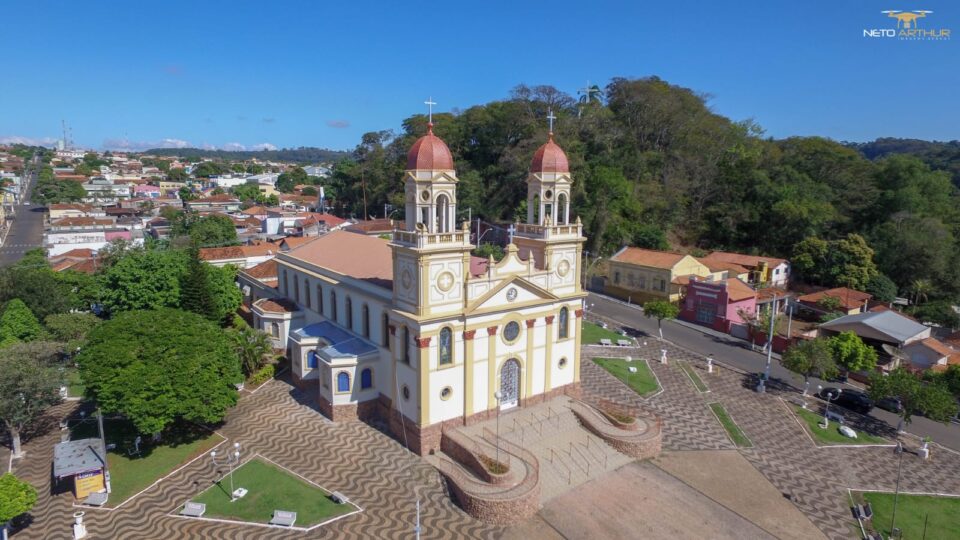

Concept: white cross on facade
[[424, 97, 437, 124], [507, 223, 516, 244], [438, 273, 453, 290], [547, 108, 556, 133]]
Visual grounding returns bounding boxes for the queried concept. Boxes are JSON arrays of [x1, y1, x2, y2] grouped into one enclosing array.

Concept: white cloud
[[0, 135, 60, 147], [102, 138, 191, 151], [221, 142, 246, 151], [249, 143, 277, 151]]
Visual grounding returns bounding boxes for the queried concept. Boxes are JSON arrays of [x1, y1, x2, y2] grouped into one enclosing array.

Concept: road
[[0, 155, 45, 266], [587, 292, 960, 451]]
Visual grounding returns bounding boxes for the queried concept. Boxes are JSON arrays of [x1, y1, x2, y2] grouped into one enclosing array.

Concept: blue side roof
[[293, 320, 378, 358]]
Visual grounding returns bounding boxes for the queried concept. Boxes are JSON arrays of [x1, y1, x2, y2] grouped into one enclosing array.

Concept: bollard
[[660, 349, 668, 365], [73, 511, 87, 539], [706, 357, 713, 374]]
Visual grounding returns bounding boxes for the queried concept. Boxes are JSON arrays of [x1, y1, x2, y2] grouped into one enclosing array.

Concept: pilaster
[[463, 330, 476, 416]]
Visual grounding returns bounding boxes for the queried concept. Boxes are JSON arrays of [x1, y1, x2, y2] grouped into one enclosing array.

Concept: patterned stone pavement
[[8, 377, 501, 539], [584, 340, 960, 540]]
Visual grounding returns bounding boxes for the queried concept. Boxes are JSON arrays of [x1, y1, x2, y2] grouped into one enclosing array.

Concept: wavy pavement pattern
[[10, 378, 501, 539]]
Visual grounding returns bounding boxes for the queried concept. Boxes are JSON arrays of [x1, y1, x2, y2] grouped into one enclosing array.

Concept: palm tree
[[578, 83, 603, 104], [909, 279, 933, 306], [233, 324, 273, 376]]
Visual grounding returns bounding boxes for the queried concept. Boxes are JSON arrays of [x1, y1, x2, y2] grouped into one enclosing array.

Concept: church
[[253, 112, 586, 455]]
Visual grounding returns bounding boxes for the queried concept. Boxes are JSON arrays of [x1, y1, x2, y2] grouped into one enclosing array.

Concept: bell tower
[[513, 111, 584, 288], [391, 101, 473, 318]]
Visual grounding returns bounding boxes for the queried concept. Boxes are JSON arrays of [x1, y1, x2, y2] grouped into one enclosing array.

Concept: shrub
[[249, 364, 276, 386]]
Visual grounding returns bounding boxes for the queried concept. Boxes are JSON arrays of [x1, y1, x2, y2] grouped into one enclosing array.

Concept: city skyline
[[1, 0, 957, 151]]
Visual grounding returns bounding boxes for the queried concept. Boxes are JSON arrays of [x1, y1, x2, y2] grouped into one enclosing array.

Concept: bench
[[180, 502, 206, 517], [83, 492, 108, 507], [269, 510, 297, 527], [617, 339, 632, 347], [825, 410, 845, 424], [330, 491, 349, 504], [599, 339, 613, 347]]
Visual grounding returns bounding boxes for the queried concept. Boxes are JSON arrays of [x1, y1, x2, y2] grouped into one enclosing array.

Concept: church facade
[[254, 120, 586, 455]]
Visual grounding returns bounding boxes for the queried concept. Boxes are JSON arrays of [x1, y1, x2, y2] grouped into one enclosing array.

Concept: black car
[[818, 387, 874, 415], [876, 396, 903, 413]]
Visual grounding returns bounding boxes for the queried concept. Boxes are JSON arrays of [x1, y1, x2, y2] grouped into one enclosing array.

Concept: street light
[[817, 385, 841, 428], [493, 390, 503, 466], [210, 442, 244, 501]]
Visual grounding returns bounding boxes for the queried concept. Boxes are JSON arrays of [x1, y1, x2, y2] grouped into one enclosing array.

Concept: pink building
[[679, 276, 757, 333], [133, 184, 162, 198]]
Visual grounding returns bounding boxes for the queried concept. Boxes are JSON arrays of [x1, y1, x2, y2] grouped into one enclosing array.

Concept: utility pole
[[96, 408, 111, 493], [757, 294, 777, 393], [890, 442, 904, 539]]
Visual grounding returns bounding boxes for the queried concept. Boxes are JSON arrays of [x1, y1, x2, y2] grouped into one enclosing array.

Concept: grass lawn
[[678, 361, 708, 392], [856, 492, 960, 539], [65, 368, 85, 398], [191, 458, 354, 526], [581, 321, 624, 345], [793, 406, 887, 445], [72, 419, 222, 504], [593, 358, 659, 397], [709, 403, 752, 448]]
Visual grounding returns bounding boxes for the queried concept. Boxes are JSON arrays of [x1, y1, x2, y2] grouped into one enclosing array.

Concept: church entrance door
[[499, 359, 520, 410]]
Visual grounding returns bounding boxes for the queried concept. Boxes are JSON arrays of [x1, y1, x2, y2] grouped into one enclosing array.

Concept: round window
[[558, 357, 568, 369], [503, 321, 521, 342], [440, 386, 453, 400], [420, 190, 430, 201], [544, 190, 553, 200], [402, 385, 411, 401]]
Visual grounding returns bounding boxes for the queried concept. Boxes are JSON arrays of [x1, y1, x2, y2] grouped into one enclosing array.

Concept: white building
[[253, 125, 585, 455]]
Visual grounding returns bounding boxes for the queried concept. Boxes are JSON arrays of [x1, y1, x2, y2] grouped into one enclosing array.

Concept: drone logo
[[882, 10, 932, 29], [863, 9, 950, 40]]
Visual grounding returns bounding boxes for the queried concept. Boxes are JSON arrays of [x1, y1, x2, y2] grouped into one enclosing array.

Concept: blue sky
[[1, 0, 956, 151]]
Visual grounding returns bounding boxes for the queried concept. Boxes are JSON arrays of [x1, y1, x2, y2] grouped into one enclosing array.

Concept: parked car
[[817, 387, 874, 415], [876, 396, 903, 414]]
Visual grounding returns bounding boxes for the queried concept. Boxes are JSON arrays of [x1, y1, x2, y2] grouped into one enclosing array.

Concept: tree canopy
[[780, 338, 837, 386], [828, 331, 878, 373], [0, 342, 64, 457], [0, 299, 44, 347], [0, 473, 38, 524], [870, 368, 958, 426], [77, 309, 242, 435]]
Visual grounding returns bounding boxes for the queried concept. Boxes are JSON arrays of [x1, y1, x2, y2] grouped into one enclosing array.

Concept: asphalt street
[[0, 157, 45, 267], [587, 291, 960, 451]]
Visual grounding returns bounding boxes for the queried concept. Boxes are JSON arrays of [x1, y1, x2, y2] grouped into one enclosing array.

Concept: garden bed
[[593, 357, 659, 397], [792, 406, 887, 445]]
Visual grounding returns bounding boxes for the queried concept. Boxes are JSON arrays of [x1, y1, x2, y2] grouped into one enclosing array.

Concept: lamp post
[[818, 385, 841, 427], [493, 390, 503, 465], [210, 442, 243, 501], [890, 441, 904, 539]]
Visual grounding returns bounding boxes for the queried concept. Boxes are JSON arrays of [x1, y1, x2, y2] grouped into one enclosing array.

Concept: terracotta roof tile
[[241, 259, 278, 280], [611, 247, 687, 269], [701, 251, 787, 268], [198, 243, 277, 261], [253, 297, 299, 313], [284, 230, 393, 289], [797, 287, 872, 311]]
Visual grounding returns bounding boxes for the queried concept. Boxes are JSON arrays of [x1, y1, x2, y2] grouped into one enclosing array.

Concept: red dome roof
[[406, 124, 454, 170], [530, 134, 569, 173]]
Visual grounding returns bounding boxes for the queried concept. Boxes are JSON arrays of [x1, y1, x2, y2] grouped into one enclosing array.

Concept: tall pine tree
[[179, 247, 218, 322]]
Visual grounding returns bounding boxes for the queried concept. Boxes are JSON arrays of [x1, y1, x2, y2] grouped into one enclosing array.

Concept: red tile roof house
[[198, 242, 279, 269], [797, 287, 872, 316], [679, 276, 758, 333], [699, 251, 790, 287]]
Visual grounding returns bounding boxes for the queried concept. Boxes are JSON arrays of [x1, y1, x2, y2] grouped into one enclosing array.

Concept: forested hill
[[320, 78, 960, 317], [144, 147, 350, 163], [848, 138, 960, 186]]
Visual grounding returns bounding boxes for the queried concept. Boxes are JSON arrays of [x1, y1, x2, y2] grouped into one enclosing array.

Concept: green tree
[[791, 234, 878, 289], [44, 313, 101, 351], [178, 186, 196, 201], [780, 338, 838, 394], [276, 166, 308, 193], [231, 320, 273, 376], [907, 278, 933, 306], [643, 300, 680, 340], [231, 183, 262, 203], [99, 249, 187, 315], [865, 274, 898, 304], [246, 163, 264, 174], [870, 368, 959, 431], [0, 473, 38, 527], [192, 161, 224, 178], [301, 186, 318, 197], [180, 248, 217, 321], [206, 264, 242, 324], [0, 299, 44, 347], [0, 258, 78, 319], [472, 244, 505, 262], [816, 296, 843, 313], [187, 214, 238, 247], [908, 300, 960, 329], [76, 309, 241, 435], [167, 168, 189, 182], [0, 342, 64, 457], [828, 331, 878, 373]]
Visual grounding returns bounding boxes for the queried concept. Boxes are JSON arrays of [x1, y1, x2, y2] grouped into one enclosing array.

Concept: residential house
[[132, 184, 161, 198], [82, 177, 130, 203], [604, 247, 712, 303], [48, 204, 106, 220], [798, 287, 872, 315], [185, 194, 242, 213], [45, 226, 143, 256], [679, 276, 758, 333], [198, 242, 279, 268], [699, 251, 790, 287], [158, 180, 187, 196], [238, 259, 279, 307], [902, 338, 955, 372]]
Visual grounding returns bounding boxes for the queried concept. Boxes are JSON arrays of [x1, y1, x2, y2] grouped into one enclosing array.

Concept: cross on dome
[[424, 97, 437, 125], [546, 108, 556, 135]]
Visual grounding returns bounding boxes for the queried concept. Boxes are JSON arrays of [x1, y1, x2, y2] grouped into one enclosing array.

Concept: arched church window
[[270, 322, 279, 338], [532, 194, 540, 224], [316, 284, 323, 314], [436, 194, 450, 233], [330, 290, 338, 322], [307, 350, 318, 369], [439, 327, 453, 365], [362, 304, 370, 338], [337, 372, 350, 392], [559, 307, 569, 339], [557, 193, 568, 225], [346, 296, 353, 330], [403, 327, 411, 364], [360, 368, 373, 389], [383, 313, 390, 348]]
